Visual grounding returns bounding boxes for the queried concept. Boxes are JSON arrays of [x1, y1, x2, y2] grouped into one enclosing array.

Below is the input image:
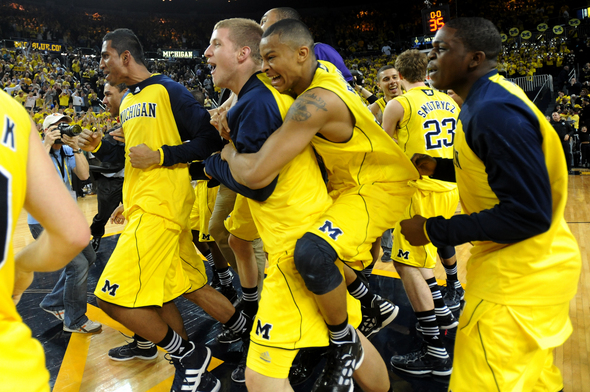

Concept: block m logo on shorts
[[397, 249, 410, 260], [201, 233, 211, 241], [255, 319, 273, 340], [101, 279, 120, 296], [318, 220, 343, 240]]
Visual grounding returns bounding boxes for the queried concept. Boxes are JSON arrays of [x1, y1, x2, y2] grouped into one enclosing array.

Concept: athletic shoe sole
[[108, 349, 158, 361], [42, 308, 65, 321], [390, 362, 453, 376]]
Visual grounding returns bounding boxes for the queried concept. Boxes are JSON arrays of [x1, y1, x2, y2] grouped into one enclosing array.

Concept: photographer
[[550, 111, 575, 173], [27, 113, 101, 334]]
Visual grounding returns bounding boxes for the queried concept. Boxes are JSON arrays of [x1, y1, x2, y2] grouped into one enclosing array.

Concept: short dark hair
[[190, 89, 205, 106], [445, 18, 501, 61], [262, 19, 314, 52], [106, 81, 127, 93], [273, 7, 302, 21], [377, 65, 395, 80], [103, 28, 146, 67]]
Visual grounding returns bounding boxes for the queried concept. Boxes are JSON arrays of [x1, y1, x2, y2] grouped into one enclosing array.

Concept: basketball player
[[89, 82, 126, 252], [80, 53, 251, 372], [257, 4, 399, 345], [93, 28, 221, 391], [197, 18, 389, 392], [368, 65, 401, 125], [381, 49, 460, 375], [260, 7, 354, 85], [1, 88, 91, 392], [221, 19, 418, 391], [368, 65, 402, 264], [400, 18, 581, 391]]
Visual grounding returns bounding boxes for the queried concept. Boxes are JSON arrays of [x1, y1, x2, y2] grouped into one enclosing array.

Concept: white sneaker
[[63, 319, 102, 333], [41, 307, 65, 321]]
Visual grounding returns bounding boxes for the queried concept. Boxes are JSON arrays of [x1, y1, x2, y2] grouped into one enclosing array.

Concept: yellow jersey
[[305, 61, 418, 191], [0, 89, 50, 391], [395, 86, 459, 159], [119, 74, 195, 228], [432, 72, 581, 307]]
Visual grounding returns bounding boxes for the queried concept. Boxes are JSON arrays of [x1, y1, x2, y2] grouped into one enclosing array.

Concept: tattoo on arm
[[285, 92, 328, 123]]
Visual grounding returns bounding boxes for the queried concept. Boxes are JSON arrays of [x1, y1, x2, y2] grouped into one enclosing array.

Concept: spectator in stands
[[578, 125, 590, 167], [551, 111, 575, 173], [568, 77, 582, 96], [557, 65, 569, 91]]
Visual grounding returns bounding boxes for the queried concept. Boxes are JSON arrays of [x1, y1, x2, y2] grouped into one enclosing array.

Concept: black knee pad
[[294, 233, 342, 295], [437, 245, 455, 260]]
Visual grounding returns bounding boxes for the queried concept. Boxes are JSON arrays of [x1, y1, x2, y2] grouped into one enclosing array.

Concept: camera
[[57, 122, 82, 137], [54, 123, 82, 144]]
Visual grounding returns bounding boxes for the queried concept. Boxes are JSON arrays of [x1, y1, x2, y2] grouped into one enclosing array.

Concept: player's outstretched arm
[[381, 99, 404, 139], [222, 88, 338, 189], [16, 119, 90, 273]]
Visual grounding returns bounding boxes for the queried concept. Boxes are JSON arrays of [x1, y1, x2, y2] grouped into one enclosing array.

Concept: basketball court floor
[[12, 174, 590, 392]]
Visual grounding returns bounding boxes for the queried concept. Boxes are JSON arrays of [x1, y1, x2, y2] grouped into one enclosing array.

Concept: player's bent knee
[[208, 216, 226, 239], [294, 232, 342, 295], [437, 245, 455, 260]]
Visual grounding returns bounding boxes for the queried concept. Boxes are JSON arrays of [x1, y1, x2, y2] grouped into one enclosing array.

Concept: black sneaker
[[358, 295, 399, 340], [217, 327, 242, 344], [437, 312, 458, 330], [381, 251, 392, 262], [209, 271, 221, 290], [289, 347, 325, 386], [311, 328, 364, 392], [231, 339, 249, 384], [441, 283, 465, 311], [91, 236, 101, 252], [390, 347, 452, 376], [167, 342, 215, 392], [218, 284, 238, 304], [194, 372, 221, 392], [108, 339, 158, 361]]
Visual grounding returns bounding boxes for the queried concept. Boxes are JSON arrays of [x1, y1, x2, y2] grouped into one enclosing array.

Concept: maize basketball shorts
[[189, 180, 218, 243], [224, 194, 259, 242], [449, 292, 570, 392], [94, 209, 191, 307], [178, 227, 209, 294], [247, 250, 361, 378], [393, 186, 459, 268], [0, 321, 49, 392], [307, 182, 415, 270]]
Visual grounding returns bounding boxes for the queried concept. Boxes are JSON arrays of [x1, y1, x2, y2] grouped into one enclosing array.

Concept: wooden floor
[[12, 173, 590, 392]]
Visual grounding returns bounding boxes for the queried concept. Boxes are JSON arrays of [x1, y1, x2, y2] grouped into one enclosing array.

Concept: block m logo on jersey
[[101, 279, 120, 296], [318, 220, 343, 240], [200, 233, 211, 241], [397, 249, 410, 260], [255, 320, 273, 340]]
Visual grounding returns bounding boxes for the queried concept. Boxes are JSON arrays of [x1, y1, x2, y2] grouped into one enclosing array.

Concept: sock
[[217, 266, 233, 287], [241, 286, 259, 319], [426, 277, 452, 318], [202, 250, 215, 268], [443, 261, 462, 289], [327, 318, 353, 344], [347, 276, 373, 308], [134, 334, 155, 349], [416, 310, 448, 359], [156, 326, 192, 356], [362, 262, 375, 282], [225, 309, 248, 335]]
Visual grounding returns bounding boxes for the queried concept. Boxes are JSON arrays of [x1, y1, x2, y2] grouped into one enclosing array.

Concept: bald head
[[262, 19, 314, 52], [261, 7, 301, 31]]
